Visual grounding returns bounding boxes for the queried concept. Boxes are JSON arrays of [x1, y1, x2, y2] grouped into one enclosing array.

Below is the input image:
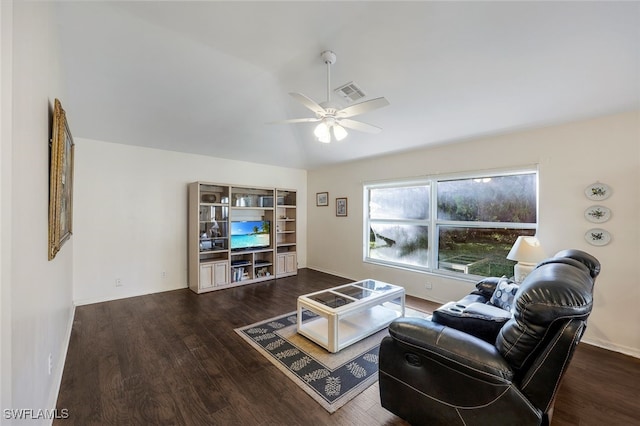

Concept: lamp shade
[[507, 236, 547, 265]]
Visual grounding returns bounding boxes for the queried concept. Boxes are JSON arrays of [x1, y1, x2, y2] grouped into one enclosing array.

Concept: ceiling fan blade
[[336, 97, 390, 118], [289, 92, 326, 116], [269, 117, 321, 124], [339, 118, 382, 134]]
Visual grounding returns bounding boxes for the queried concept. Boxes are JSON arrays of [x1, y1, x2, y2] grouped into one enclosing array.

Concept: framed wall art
[[48, 99, 75, 260], [316, 192, 328, 206], [336, 197, 348, 217]]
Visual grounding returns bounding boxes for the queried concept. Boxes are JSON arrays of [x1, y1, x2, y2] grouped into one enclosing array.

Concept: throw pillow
[[490, 276, 519, 312]]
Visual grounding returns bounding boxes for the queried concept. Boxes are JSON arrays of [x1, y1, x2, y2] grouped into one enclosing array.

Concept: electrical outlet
[[161, 271, 166, 279], [425, 282, 433, 290], [48, 353, 52, 375], [115, 278, 122, 287]]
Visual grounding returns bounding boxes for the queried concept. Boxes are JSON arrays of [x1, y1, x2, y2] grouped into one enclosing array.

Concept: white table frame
[[297, 279, 405, 353]]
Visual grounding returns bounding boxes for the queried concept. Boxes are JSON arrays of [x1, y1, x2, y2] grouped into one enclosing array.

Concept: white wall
[[0, 0, 13, 414], [73, 139, 307, 305], [308, 111, 640, 357], [2, 1, 75, 422]]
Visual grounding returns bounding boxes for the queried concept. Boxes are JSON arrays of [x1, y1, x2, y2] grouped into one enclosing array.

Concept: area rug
[[235, 306, 429, 413]]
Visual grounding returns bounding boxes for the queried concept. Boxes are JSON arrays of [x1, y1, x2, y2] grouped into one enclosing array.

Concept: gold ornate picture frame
[[48, 99, 75, 260]]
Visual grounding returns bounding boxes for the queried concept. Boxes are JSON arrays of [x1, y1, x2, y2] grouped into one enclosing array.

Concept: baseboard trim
[[73, 284, 188, 306], [581, 337, 640, 359], [47, 304, 75, 425], [304, 266, 357, 281]]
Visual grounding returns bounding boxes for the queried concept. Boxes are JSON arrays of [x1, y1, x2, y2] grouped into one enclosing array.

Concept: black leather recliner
[[379, 249, 600, 425]]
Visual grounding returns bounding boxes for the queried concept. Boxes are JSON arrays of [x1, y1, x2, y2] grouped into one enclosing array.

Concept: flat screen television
[[230, 220, 271, 251]]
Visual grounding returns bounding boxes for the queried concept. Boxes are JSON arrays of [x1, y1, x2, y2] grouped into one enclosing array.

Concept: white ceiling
[[54, 1, 640, 170]]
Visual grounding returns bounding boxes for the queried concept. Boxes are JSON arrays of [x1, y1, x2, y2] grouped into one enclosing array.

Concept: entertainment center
[[188, 182, 297, 293]]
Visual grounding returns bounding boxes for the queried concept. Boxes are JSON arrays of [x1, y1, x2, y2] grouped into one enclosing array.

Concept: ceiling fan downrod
[[320, 50, 336, 104]]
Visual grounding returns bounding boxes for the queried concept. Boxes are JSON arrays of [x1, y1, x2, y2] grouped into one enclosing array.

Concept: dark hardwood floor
[[55, 269, 640, 425]]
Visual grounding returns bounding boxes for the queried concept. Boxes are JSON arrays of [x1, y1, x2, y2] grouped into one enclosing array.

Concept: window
[[364, 169, 538, 279], [368, 182, 431, 270]]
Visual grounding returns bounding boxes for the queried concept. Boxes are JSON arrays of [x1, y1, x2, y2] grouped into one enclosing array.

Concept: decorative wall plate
[[584, 182, 611, 201], [584, 205, 611, 223], [584, 228, 611, 246]]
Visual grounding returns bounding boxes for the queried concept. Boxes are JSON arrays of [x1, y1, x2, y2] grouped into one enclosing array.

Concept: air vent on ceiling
[[334, 81, 366, 103]]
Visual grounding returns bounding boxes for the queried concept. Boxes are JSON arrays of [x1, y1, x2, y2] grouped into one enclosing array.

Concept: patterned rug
[[235, 306, 429, 413]]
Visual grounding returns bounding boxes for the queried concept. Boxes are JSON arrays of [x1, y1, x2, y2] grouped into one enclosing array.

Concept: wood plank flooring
[[55, 268, 640, 425]]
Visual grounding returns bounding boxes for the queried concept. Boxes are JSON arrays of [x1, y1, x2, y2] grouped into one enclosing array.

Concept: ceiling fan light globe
[[314, 122, 331, 143], [333, 124, 348, 141]]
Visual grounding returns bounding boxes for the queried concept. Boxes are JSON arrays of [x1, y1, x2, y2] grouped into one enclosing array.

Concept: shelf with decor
[[188, 183, 231, 292], [275, 189, 297, 278]]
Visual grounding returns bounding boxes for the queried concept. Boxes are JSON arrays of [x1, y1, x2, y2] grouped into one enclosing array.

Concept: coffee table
[[297, 279, 405, 353]]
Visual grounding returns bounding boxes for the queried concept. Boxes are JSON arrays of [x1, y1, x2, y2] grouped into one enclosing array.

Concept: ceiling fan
[[275, 50, 390, 143]]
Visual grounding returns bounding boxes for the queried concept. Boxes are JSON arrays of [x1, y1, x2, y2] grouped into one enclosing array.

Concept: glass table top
[[307, 292, 355, 308], [353, 279, 395, 292], [306, 280, 400, 308]]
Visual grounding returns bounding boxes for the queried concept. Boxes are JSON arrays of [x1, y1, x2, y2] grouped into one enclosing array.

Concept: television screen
[[230, 220, 271, 250]]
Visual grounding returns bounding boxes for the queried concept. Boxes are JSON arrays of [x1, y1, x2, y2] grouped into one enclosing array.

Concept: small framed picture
[[316, 192, 328, 206], [336, 197, 348, 217]]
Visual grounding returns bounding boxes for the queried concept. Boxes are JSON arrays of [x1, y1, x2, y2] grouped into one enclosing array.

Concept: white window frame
[[363, 166, 538, 279]]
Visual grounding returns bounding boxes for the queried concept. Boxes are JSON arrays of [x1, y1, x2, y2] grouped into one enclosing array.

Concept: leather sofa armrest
[[388, 317, 514, 381]]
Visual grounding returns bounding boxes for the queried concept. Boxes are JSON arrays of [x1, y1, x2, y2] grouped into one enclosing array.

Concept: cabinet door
[[276, 254, 286, 275], [199, 264, 214, 289], [285, 253, 297, 273], [213, 262, 228, 286], [276, 252, 297, 276]]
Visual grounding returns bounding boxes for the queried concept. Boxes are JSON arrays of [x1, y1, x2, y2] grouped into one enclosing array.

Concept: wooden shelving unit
[[188, 182, 297, 294]]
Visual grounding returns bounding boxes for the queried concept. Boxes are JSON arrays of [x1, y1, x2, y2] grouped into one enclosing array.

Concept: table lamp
[[507, 236, 546, 283]]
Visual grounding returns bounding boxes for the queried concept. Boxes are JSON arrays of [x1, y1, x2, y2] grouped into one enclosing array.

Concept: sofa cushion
[[432, 301, 512, 343], [490, 276, 519, 311]]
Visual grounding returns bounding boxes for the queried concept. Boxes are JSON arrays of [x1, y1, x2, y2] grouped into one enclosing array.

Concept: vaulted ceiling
[[55, 1, 640, 169]]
